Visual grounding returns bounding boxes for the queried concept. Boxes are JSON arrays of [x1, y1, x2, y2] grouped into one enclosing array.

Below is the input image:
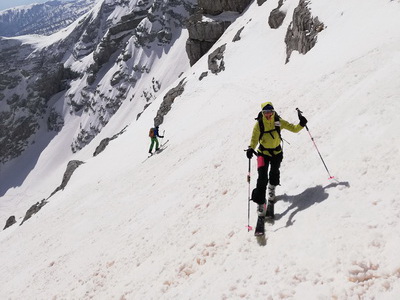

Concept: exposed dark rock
[[232, 26, 244, 42], [71, 126, 101, 153], [199, 0, 252, 15], [0, 115, 40, 164], [186, 38, 215, 66], [268, 0, 286, 29], [187, 15, 232, 42], [199, 71, 209, 80], [20, 199, 47, 225], [186, 10, 235, 66], [208, 44, 227, 74], [93, 126, 127, 157], [285, 0, 324, 63], [154, 79, 186, 126], [47, 108, 64, 132], [93, 138, 112, 157], [186, 0, 246, 66], [108, 12, 147, 35], [3, 216, 16, 230], [50, 160, 85, 197], [257, 0, 267, 6]]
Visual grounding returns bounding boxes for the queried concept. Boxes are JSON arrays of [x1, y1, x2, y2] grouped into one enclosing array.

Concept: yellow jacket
[[249, 102, 304, 156]]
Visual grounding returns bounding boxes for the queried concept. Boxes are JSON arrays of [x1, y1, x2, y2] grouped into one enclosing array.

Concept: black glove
[[159, 136, 164, 138], [299, 116, 308, 127], [246, 148, 254, 159]]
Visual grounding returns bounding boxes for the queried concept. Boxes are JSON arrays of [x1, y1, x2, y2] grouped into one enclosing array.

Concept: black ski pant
[[252, 152, 283, 205]]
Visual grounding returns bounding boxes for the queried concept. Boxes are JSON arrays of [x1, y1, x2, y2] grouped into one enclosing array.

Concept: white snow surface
[[1, 0, 400, 299]]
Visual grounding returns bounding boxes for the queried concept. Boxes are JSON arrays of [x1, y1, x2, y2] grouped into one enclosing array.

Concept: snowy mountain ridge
[[0, 0, 97, 36], [1, 0, 400, 299]]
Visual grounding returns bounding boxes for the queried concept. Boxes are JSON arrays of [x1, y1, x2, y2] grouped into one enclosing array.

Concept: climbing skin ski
[[142, 140, 170, 163], [254, 215, 265, 236], [156, 139, 169, 153]]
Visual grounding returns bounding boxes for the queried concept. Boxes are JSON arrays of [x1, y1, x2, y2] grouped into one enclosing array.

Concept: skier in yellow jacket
[[246, 101, 307, 219]]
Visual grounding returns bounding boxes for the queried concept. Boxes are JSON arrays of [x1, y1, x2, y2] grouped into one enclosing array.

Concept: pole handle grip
[[296, 107, 303, 118]]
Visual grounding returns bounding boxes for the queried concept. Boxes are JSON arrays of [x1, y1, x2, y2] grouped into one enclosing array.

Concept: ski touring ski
[[142, 140, 170, 163], [157, 139, 169, 153], [254, 215, 265, 236]]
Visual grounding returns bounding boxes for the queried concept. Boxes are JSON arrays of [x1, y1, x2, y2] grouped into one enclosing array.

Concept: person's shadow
[[274, 181, 350, 228]]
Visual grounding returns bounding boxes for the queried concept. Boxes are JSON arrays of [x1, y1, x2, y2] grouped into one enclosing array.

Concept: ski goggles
[[262, 109, 274, 114]]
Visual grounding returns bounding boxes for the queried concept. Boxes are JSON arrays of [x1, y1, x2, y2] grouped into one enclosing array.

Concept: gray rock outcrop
[[50, 160, 85, 197], [3, 216, 16, 230], [268, 0, 286, 29], [284, 0, 324, 63], [154, 79, 186, 126], [198, 0, 252, 14], [232, 26, 244, 42], [199, 71, 209, 80], [93, 126, 127, 157], [186, 0, 250, 66], [208, 44, 227, 74], [5, 159, 85, 228], [20, 200, 47, 225]]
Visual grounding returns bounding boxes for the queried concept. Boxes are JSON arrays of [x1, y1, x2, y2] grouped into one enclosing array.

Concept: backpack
[[149, 128, 155, 137], [255, 111, 282, 142]]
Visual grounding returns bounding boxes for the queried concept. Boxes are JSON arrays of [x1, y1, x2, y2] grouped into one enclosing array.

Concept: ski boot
[[266, 201, 275, 220], [257, 203, 266, 217], [266, 185, 276, 220], [267, 184, 276, 202]]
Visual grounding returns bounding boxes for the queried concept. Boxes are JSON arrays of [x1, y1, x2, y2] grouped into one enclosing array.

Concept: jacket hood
[[261, 101, 274, 110]]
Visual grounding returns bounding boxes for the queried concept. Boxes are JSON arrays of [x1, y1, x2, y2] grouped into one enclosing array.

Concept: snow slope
[[1, 0, 400, 299]]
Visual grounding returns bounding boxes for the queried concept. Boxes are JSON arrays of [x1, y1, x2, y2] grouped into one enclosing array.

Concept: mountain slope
[[0, 0, 195, 198], [0, 0, 96, 36], [1, 0, 400, 299]]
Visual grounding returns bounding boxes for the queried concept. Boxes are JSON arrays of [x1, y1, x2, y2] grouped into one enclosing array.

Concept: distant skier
[[148, 126, 164, 154], [246, 102, 307, 220]]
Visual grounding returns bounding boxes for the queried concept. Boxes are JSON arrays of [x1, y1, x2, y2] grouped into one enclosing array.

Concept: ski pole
[[246, 157, 253, 231], [296, 108, 335, 180], [160, 130, 165, 145]]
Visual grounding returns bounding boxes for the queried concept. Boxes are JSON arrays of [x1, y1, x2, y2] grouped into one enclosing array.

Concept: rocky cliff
[[186, 0, 251, 66]]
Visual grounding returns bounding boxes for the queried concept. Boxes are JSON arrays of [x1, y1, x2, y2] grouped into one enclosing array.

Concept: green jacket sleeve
[[280, 118, 304, 133], [249, 122, 260, 150]]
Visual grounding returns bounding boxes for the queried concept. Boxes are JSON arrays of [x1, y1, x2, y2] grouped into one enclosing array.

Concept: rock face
[[93, 126, 127, 157], [3, 216, 16, 230], [5, 158, 85, 228], [154, 79, 186, 127], [198, 0, 251, 14], [50, 160, 85, 197], [0, 38, 67, 164], [208, 44, 226, 74], [284, 0, 324, 63], [232, 26, 244, 42], [186, 0, 251, 66], [268, 0, 286, 29], [20, 200, 48, 225]]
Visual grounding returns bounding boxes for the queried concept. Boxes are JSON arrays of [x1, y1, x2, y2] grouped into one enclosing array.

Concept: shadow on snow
[[274, 181, 350, 228]]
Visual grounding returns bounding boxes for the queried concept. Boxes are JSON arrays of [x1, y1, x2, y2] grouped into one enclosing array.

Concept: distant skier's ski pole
[[160, 130, 165, 145], [296, 108, 335, 180], [246, 155, 253, 232]]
